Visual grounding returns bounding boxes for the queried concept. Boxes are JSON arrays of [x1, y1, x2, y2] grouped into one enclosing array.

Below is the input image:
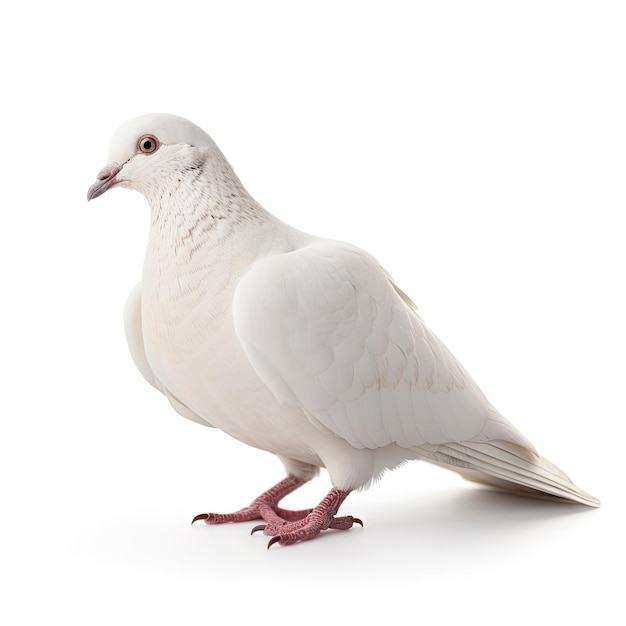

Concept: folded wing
[[233, 242, 598, 506]]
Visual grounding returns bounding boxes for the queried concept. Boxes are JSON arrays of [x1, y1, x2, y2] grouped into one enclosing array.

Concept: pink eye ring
[[137, 134, 159, 154]]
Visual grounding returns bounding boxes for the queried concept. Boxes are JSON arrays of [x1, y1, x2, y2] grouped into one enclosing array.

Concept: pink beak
[[87, 163, 122, 201]]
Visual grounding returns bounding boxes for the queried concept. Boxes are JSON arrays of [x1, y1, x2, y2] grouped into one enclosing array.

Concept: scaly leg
[[191, 475, 312, 526], [251, 487, 363, 548]]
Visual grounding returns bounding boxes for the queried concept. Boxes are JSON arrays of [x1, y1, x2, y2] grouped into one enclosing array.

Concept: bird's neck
[[140, 165, 301, 321], [145, 154, 265, 254]]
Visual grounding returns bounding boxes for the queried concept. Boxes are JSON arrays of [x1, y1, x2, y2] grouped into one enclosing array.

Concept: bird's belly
[[142, 310, 323, 464]]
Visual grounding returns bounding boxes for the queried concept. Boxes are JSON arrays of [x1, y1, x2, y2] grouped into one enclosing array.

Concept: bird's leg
[[251, 487, 362, 548], [191, 475, 312, 526]]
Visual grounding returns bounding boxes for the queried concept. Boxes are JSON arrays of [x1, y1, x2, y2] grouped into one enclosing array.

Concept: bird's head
[[87, 113, 221, 202]]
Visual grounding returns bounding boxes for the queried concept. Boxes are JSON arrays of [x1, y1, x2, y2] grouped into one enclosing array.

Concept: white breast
[[138, 221, 329, 465]]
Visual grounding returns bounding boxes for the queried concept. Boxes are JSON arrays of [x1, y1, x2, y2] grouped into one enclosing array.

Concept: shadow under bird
[[87, 113, 599, 548]]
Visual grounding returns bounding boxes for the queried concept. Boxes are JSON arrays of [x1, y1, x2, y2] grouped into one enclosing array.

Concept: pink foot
[[191, 475, 312, 526], [251, 487, 363, 548]]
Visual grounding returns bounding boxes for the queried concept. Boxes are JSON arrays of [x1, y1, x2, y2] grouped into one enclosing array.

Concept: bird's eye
[[137, 134, 159, 154]]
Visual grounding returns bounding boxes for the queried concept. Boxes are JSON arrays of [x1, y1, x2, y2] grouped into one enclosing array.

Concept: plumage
[[88, 113, 599, 546]]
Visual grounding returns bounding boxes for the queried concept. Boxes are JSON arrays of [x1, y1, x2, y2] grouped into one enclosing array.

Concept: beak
[[87, 163, 122, 201]]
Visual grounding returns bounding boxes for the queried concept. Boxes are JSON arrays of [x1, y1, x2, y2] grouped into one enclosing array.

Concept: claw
[[191, 483, 359, 547]]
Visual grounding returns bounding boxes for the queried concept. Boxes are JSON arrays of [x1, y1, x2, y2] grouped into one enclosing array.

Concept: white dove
[[88, 113, 599, 547]]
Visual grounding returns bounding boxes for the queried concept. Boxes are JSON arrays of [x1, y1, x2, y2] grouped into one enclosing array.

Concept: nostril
[[97, 163, 121, 180]]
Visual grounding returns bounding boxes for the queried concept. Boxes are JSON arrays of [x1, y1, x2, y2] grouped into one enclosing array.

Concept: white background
[[1, 1, 623, 623]]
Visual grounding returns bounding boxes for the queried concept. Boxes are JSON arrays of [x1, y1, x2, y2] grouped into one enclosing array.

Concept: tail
[[415, 440, 600, 507]]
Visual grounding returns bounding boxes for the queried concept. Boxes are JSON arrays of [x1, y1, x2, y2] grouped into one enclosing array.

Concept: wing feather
[[233, 241, 599, 505], [233, 241, 524, 450]]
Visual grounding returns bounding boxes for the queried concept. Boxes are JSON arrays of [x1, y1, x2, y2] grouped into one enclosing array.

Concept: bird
[[87, 113, 599, 547]]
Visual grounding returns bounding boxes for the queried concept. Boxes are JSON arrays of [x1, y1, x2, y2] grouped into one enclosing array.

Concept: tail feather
[[416, 440, 600, 507]]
